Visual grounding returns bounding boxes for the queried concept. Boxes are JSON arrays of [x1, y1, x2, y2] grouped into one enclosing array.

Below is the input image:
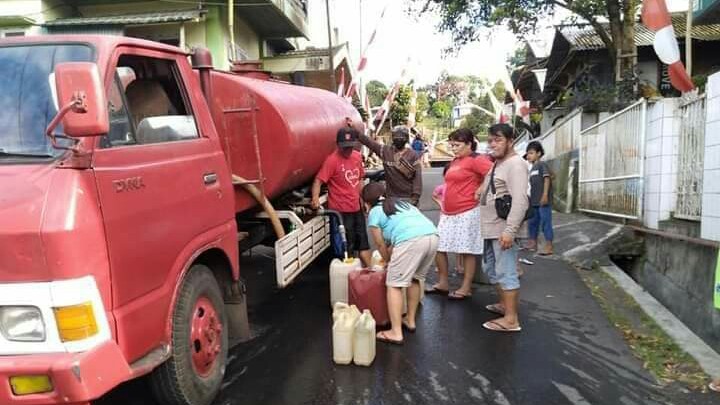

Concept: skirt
[[437, 205, 483, 254]]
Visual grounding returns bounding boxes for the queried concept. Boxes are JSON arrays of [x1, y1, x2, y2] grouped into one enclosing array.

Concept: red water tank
[[206, 69, 362, 213]]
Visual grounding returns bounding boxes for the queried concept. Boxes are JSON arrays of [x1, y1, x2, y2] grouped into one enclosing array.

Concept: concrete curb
[[600, 264, 720, 378]]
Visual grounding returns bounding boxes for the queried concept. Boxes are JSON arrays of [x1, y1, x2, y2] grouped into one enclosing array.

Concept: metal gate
[[578, 99, 647, 219], [675, 94, 706, 220]]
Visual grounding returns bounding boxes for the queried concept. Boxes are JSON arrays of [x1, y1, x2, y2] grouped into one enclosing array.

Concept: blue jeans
[[528, 205, 554, 242], [483, 239, 520, 290]]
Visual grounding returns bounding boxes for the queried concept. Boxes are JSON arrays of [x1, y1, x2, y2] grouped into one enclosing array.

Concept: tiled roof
[[559, 14, 720, 50], [44, 9, 205, 27]]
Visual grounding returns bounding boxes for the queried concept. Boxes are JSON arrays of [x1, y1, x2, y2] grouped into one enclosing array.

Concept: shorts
[[386, 234, 439, 288], [483, 239, 520, 290], [340, 211, 370, 253]]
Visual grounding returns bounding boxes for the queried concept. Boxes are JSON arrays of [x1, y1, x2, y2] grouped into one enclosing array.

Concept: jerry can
[[370, 250, 385, 271], [353, 309, 376, 366], [330, 257, 362, 307], [332, 311, 354, 365], [332, 302, 361, 323]]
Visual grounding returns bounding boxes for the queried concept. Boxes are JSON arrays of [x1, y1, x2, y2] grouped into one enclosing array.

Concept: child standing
[[525, 141, 553, 256], [312, 126, 372, 267]]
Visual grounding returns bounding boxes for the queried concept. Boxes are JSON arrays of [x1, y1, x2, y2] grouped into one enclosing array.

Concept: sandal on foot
[[402, 321, 416, 333], [710, 381, 720, 393], [482, 320, 521, 333], [376, 331, 404, 345], [485, 304, 505, 315], [448, 290, 472, 300], [425, 286, 449, 295]]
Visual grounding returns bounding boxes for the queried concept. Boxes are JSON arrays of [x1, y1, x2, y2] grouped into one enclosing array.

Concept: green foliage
[[416, 91, 430, 123], [430, 100, 452, 122], [411, 0, 640, 100], [390, 85, 413, 126], [366, 80, 388, 108], [461, 108, 494, 138]]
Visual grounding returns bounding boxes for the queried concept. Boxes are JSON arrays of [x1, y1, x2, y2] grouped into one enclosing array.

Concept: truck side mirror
[[51, 62, 109, 137]]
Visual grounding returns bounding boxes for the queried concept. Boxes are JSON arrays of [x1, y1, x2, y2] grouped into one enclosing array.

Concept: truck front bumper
[[0, 341, 132, 405]]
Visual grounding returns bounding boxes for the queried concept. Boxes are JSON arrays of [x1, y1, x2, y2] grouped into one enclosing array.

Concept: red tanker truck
[[0, 35, 361, 405]]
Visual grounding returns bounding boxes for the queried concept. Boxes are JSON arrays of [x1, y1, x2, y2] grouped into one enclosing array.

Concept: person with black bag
[[476, 123, 530, 333], [359, 126, 423, 206]]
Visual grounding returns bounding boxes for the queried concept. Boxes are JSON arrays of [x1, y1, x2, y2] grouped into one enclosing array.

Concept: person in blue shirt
[[362, 182, 438, 345]]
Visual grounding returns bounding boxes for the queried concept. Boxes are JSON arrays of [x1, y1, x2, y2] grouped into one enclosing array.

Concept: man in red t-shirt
[[311, 126, 371, 266]]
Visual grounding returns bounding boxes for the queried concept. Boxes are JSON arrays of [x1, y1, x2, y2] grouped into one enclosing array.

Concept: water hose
[[317, 208, 349, 260], [232, 175, 285, 239]]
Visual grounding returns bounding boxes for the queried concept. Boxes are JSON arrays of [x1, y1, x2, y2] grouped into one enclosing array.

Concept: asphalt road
[[97, 168, 714, 405]]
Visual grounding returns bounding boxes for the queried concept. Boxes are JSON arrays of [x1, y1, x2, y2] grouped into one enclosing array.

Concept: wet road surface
[[97, 168, 714, 405]]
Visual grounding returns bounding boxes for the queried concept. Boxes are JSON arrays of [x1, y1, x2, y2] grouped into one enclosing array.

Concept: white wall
[[644, 98, 681, 230], [701, 72, 720, 241]]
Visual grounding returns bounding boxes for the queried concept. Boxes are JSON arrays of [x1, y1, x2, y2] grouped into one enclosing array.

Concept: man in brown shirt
[[359, 126, 423, 205], [476, 123, 529, 333]]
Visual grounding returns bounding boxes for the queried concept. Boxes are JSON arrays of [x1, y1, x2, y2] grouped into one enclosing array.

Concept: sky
[[320, 0, 691, 89], [355, 0, 550, 87]]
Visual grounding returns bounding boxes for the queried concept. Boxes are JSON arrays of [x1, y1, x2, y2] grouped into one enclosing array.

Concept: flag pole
[[686, 0, 693, 77]]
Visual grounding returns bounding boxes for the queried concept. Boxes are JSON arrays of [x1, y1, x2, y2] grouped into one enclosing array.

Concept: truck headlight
[[0, 306, 46, 342]]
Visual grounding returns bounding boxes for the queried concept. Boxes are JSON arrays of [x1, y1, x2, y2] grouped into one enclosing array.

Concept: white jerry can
[[332, 302, 361, 323], [330, 257, 362, 307], [332, 311, 355, 365], [370, 250, 385, 271], [353, 309, 376, 366]]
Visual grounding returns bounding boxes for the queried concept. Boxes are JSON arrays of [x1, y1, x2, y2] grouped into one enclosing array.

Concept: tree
[[414, 0, 639, 102], [416, 91, 430, 123], [430, 100, 452, 122], [390, 85, 413, 125], [366, 80, 388, 108], [461, 108, 494, 138]]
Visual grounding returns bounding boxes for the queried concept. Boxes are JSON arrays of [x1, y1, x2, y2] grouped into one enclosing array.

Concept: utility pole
[[686, 0, 693, 77], [326, 0, 336, 92]]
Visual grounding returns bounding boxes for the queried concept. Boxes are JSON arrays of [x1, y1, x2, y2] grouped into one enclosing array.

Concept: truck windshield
[[0, 44, 94, 160]]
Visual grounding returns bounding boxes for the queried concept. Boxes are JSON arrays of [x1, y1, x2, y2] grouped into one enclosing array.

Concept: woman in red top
[[426, 128, 493, 299]]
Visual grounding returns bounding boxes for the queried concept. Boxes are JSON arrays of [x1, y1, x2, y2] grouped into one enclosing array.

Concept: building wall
[[233, 14, 259, 60], [644, 99, 681, 230], [701, 71, 720, 241]]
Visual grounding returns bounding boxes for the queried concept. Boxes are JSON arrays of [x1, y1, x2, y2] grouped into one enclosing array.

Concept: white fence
[[675, 94, 706, 221], [578, 99, 647, 219]]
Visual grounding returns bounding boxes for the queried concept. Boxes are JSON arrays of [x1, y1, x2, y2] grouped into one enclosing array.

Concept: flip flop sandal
[[538, 251, 554, 256], [483, 320, 522, 333], [710, 381, 720, 392], [376, 331, 404, 345], [425, 286, 449, 295], [485, 304, 506, 315], [402, 321, 416, 333], [448, 290, 472, 300]]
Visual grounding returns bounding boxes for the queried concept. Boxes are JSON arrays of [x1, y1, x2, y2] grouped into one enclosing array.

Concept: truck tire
[[150, 265, 228, 405]]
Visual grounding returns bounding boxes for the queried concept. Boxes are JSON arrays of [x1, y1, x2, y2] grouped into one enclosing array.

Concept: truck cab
[[0, 36, 243, 405]]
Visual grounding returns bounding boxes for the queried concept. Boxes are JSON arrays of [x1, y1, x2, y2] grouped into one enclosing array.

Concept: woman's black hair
[[362, 182, 411, 216], [448, 128, 477, 151], [488, 123, 516, 139], [442, 163, 450, 176]]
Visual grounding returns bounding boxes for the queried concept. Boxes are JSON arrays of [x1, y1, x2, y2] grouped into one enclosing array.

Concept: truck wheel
[[150, 265, 228, 405]]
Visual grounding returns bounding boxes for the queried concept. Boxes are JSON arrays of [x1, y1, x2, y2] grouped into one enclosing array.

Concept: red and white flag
[[515, 90, 530, 124], [642, 0, 694, 92]]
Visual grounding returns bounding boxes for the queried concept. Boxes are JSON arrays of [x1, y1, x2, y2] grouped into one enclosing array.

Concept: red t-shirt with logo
[[317, 150, 365, 213], [443, 154, 493, 215]]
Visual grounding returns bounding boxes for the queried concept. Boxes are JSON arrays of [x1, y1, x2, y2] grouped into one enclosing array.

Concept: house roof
[[559, 14, 720, 51], [44, 9, 206, 27]]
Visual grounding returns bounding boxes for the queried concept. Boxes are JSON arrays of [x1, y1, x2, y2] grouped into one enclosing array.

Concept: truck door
[[92, 52, 232, 361]]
